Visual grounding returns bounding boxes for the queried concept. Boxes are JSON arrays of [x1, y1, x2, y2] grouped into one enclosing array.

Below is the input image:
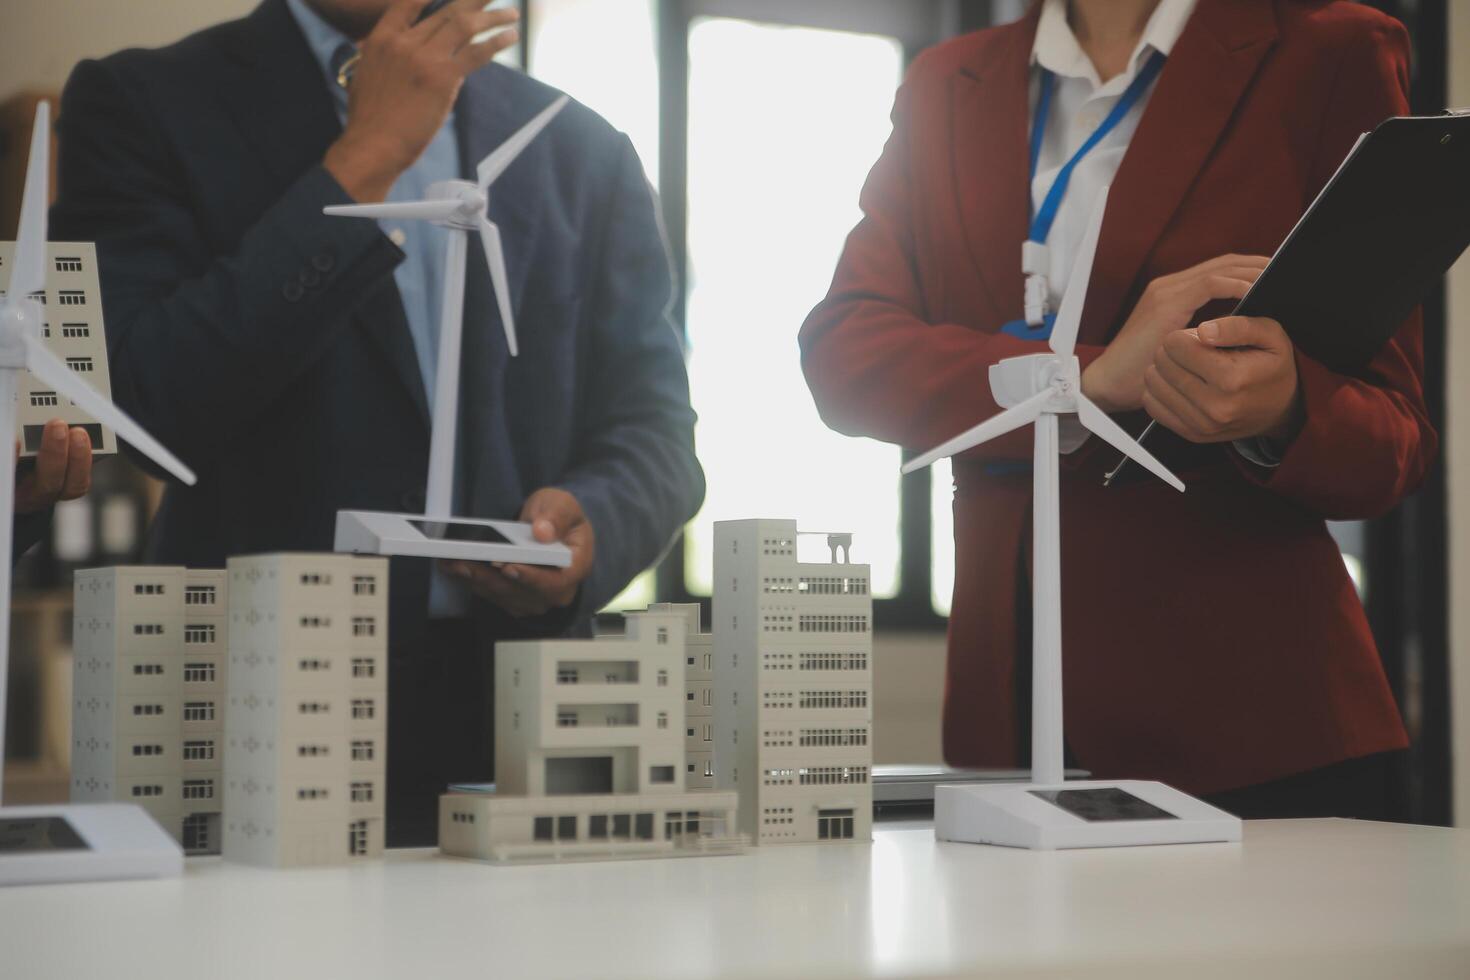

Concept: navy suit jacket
[[50, 0, 704, 650]]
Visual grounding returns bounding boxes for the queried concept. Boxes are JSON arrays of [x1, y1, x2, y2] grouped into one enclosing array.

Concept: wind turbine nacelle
[[426, 180, 487, 230], [989, 352, 1080, 409]]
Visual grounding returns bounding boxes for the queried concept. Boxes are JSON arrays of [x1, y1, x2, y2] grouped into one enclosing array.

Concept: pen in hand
[[1104, 319, 1287, 485]]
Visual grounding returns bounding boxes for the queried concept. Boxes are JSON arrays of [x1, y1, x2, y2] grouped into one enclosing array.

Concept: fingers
[[31, 419, 70, 502], [452, 22, 520, 73], [520, 488, 586, 543], [501, 561, 573, 595], [375, 0, 436, 36], [1143, 364, 1219, 441], [1197, 316, 1287, 351], [1142, 384, 1209, 444], [423, 3, 519, 60], [1192, 275, 1255, 305], [1151, 341, 1213, 398], [61, 426, 93, 500], [1191, 254, 1270, 275], [1159, 330, 1233, 388], [441, 559, 559, 617]]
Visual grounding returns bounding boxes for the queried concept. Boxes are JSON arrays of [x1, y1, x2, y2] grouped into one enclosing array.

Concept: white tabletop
[[7, 819, 1470, 979]]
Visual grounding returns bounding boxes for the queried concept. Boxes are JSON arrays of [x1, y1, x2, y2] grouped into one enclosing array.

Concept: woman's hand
[[1082, 254, 1269, 413], [1142, 316, 1303, 445]]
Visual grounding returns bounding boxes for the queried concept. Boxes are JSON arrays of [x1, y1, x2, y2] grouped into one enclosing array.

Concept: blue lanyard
[[1028, 50, 1166, 248], [1003, 51, 1167, 345], [988, 51, 1167, 479]]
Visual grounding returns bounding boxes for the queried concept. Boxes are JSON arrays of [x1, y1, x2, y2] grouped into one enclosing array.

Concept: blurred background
[[1, 0, 1465, 827]]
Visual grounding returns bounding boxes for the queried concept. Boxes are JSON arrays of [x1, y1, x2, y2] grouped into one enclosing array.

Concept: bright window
[[528, 0, 662, 613], [681, 18, 905, 597], [932, 459, 955, 616], [528, 0, 660, 186]]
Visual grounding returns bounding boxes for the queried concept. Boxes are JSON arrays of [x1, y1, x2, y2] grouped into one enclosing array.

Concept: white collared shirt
[[1029, 0, 1199, 454], [1029, 0, 1198, 307]]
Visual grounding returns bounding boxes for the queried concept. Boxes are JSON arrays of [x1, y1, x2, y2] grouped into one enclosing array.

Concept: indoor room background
[[2, 0, 1466, 829]]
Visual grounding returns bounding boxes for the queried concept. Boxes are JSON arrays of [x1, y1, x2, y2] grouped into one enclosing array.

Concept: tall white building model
[[224, 554, 388, 867], [438, 605, 744, 862], [71, 567, 229, 854], [0, 241, 118, 456], [671, 604, 717, 790], [713, 520, 873, 844]]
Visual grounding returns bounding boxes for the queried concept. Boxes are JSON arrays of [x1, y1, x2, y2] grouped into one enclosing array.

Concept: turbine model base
[[0, 803, 183, 887], [935, 779, 1242, 851], [335, 509, 572, 567]]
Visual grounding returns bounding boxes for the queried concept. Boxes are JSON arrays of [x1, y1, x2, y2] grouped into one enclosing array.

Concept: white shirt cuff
[[1233, 437, 1284, 468], [1059, 417, 1090, 454]]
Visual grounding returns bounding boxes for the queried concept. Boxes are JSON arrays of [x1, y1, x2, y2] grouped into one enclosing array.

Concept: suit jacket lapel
[[950, 11, 1038, 324], [217, 0, 431, 425], [217, 0, 339, 191], [1080, 0, 1278, 345]]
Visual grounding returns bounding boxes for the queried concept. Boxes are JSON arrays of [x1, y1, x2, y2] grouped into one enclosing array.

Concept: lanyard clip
[[1022, 241, 1050, 326], [1024, 273, 1050, 327]]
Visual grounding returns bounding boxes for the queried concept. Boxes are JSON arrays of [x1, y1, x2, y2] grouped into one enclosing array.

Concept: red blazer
[[800, 0, 1437, 795]]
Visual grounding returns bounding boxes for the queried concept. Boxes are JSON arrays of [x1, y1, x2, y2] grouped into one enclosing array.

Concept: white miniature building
[[223, 554, 388, 867], [72, 566, 229, 854], [646, 603, 717, 791], [438, 606, 743, 862], [0, 242, 117, 457], [713, 520, 874, 844]]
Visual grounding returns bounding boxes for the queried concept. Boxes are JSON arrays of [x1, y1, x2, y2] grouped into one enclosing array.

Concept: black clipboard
[[1106, 112, 1470, 485], [1236, 111, 1470, 374]]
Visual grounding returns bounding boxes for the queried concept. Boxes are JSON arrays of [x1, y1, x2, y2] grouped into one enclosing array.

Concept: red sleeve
[[1235, 15, 1438, 519], [798, 57, 1105, 463]]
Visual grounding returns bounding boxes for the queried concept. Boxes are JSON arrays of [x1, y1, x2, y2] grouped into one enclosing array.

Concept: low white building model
[[71, 556, 386, 865], [438, 605, 744, 862], [0, 241, 118, 457], [713, 520, 874, 845], [71, 567, 229, 854], [224, 554, 388, 867]]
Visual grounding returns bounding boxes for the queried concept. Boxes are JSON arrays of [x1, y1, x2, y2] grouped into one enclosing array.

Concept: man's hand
[[323, 0, 520, 203], [15, 419, 92, 514], [440, 488, 595, 618], [1082, 254, 1270, 413], [1142, 317, 1303, 445]]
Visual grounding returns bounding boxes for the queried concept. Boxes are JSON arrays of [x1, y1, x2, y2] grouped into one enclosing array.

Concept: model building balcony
[[554, 703, 639, 729], [554, 660, 640, 685]]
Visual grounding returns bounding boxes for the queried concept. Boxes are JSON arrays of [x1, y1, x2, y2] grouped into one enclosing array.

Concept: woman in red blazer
[[801, 0, 1437, 817]]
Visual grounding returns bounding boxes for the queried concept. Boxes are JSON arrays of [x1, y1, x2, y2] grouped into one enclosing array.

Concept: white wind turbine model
[[326, 96, 572, 568], [0, 103, 196, 886], [908, 188, 1242, 850]]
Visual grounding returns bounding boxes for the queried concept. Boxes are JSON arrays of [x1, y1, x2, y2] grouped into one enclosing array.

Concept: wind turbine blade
[[23, 334, 197, 486], [1048, 185, 1111, 360], [901, 388, 1052, 474], [11, 101, 51, 300], [477, 95, 570, 189], [1075, 393, 1184, 492], [478, 217, 517, 357], [323, 200, 463, 222]]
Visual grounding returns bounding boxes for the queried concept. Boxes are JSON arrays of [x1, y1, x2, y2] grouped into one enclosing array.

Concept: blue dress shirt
[[287, 0, 469, 614]]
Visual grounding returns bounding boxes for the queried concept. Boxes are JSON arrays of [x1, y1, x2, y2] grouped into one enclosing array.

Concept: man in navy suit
[[51, 0, 705, 845]]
